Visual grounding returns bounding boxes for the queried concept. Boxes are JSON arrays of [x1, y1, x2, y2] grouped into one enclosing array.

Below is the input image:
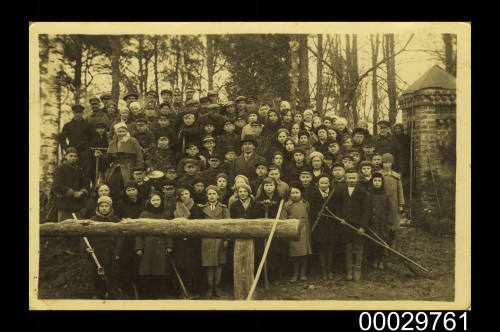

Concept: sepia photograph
[[28, 22, 471, 310]]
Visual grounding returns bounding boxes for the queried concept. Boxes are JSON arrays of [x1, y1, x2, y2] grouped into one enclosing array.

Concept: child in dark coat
[[86, 195, 121, 299], [331, 168, 371, 281], [135, 192, 174, 299], [368, 172, 396, 270]]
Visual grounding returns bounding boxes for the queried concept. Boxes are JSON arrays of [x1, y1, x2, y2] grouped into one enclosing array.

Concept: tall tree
[[384, 33, 397, 125], [289, 35, 300, 113], [153, 35, 160, 103], [370, 34, 380, 136], [40, 35, 64, 196], [109, 36, 121, 104], [316, 34, 324, 115], [298, 34, 310, 109], [206, 35, 215, 90], [442, 33, 456, 77]]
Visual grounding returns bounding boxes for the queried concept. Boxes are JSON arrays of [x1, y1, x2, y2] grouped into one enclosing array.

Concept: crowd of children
[[52, 90, 409, 299]]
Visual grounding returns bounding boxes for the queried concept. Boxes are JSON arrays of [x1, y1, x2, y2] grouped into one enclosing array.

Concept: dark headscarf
[[369, 172, 385, 195]]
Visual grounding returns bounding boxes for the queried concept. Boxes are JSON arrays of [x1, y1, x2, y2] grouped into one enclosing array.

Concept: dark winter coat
[[369, 188, 395, 242], [89, 133, 110, 172], [231, 152, 266, 182], [88, 211, 121, 260], [375, 134, 404, 173], [330, 184, 371, 244], [172, 200, 203, 270], [59, 118, 93, 152], [135, 209, 174, 276], [132, 128, 156, 152], [52, 162, 89, 211], [145, 147, 176, 172], [309, 188, 341, 244]]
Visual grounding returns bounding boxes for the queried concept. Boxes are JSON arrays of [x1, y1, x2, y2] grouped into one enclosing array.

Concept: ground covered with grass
[[37, 225, 454, 301]]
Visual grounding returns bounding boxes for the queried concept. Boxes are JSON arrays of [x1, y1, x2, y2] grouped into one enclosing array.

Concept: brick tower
[[398, 65, 456, 219]]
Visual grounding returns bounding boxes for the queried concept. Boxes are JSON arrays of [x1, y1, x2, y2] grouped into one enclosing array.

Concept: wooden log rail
[[39, 218, 301, 300], [39, 218, 300, 240]]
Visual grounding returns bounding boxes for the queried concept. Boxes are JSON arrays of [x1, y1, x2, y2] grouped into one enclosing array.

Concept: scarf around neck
[[174, 198, 195, 218]]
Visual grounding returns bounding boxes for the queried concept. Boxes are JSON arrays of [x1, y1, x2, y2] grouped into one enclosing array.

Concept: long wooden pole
[[323, 208, 430, 274], [310, 187, 335, 234], [40, 218, 300, 240], [246, 200, 285, 300]]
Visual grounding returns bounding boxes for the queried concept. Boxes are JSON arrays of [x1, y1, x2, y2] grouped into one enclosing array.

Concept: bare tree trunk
[[73, 37, 83, 104], [350, 34, 359, 126], [138, 35, 144, 98], [154, 36, 160, 104], [370, 34, 380, 136], [110, 36, 121, 104], [206, 35, 215, 90], [298, 34, 310, 109], [316, 34, 324, 115], [384, 34, 397, 125], [40, 35, 64, 196], [443, 33, 456, 77], [289, 35, 300, 113]]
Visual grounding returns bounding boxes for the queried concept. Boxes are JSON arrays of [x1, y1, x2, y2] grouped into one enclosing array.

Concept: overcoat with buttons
[[200, 202, 230, 267]]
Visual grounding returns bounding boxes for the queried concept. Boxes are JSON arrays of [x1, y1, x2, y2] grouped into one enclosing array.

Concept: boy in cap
[[362, 138, 376, 162], [59, 104, 93, 184], [145, 135, 176, 174], [250, 160, 269, 194], [160, 89, 172, 105], [245, 96, 258, 113], [381, 153, 405, 250], [286, 148, 309, 183], [200, 135, 218, 164], [207, 89, 218, 104], [191, 176, 207, 204], [176, 158, 202, 190], [342, 155, 355, 170], [298, 169, 315, 203], [240, 111, 260, 140], [123, 92, 139, 106], [341, 134, 354, 152], [132, 118, 155, 155], [358, 160, 374, 191], [179, 111, 200, 148], [164, 166, 178, 183], [218, 119, 240, 155], [327, 139, 343, 163], [152, 114, 177, 148], [323, 152, 335, 174], [200, 152, 225, 185], [234, 115, 246, 137], [352, 127, 367, 150], [330, 162, 346, 191], [131, 166, 152, 202]]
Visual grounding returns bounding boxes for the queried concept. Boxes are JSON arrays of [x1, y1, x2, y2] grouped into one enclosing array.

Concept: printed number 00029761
[[358, 312, 468, 331]]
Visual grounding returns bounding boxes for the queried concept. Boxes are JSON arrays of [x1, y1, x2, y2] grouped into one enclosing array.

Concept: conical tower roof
[[402, 65, 456, 95]]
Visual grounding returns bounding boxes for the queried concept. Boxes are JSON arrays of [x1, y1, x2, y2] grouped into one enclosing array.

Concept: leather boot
[[345, 244, 353, 281], [353, 266, 362, 281]]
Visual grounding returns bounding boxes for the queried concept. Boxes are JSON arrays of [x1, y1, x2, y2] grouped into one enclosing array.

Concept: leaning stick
[[246, 199, 285, 300], [310, 188, 335, 234], [323, 208, 430, 275]]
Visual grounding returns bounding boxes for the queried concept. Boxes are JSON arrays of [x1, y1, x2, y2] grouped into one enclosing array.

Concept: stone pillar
[[399, 88, 456, 217]]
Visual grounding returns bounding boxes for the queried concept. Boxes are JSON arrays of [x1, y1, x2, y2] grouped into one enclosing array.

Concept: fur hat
[[382, 153, 394, 163]]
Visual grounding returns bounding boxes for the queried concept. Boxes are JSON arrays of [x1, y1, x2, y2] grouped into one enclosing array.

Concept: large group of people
[[51, 87, 411, 299]]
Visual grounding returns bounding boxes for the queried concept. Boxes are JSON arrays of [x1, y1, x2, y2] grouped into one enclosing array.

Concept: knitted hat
[[316, 125, 328, 135], [216, 173, 229, 181], [303, 109, 314, 117], [382, 153, 394, 163], [97, 195, 112, 206], [332, 162, 345, 170], [276, 128, 290, 136], [371, 172, 384, 180], [293, 147, 306, 156], [309, 151, 324, 163]]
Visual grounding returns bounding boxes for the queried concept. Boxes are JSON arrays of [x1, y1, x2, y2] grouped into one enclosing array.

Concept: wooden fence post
[[233, 239, 254, 300]]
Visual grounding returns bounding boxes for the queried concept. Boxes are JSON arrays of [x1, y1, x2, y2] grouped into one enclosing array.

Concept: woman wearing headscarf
[[104, 122, 144, 200]]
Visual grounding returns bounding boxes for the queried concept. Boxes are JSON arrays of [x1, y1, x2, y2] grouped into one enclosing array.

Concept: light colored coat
[[382, 170, 405, 229], [200, 202, 230, 266], [280, 199, 312, 257]]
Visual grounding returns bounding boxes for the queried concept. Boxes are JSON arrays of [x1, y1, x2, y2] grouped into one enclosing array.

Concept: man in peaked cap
[[86, 96, 110, 136], [207, 89, 218, 104], [375, 119, 403, 173], [173, 88, 183, 106], [123, 92, 139, 106], [161, 89, 173, 104], [352, 127, 368, 149], [231, 134, 266, 182], [100, 93, 112, 109], [245, 96, 258, 113], [235, 96, 247, 118]]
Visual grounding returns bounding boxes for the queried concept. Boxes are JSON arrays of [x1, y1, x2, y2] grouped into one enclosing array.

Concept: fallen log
[[40, 218, 301, 240]]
